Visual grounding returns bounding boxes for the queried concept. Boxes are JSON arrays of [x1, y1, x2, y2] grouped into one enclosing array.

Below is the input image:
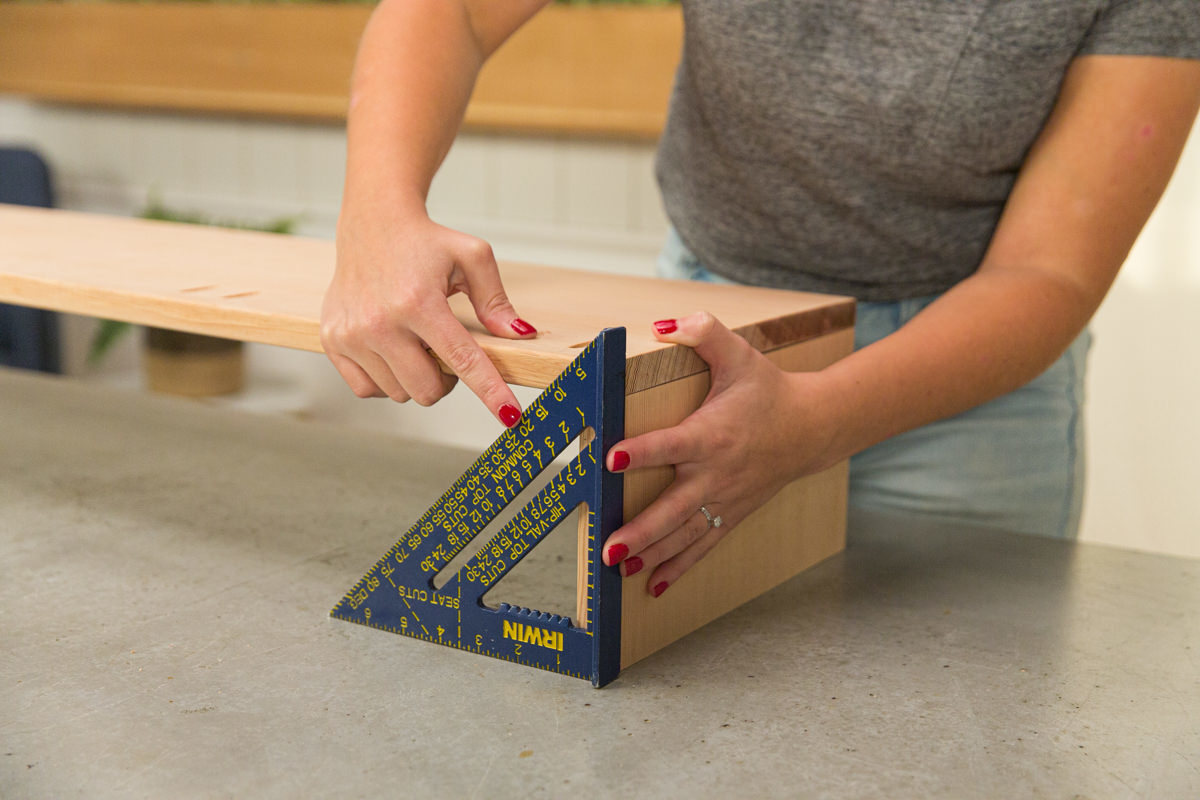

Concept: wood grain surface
[[0, 4, 682, 139], [619, 330, 854, 668], [0, 205, 854, 392]]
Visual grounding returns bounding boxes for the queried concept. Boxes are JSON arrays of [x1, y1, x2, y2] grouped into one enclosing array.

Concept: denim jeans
[[657, 227, 1089, 538]]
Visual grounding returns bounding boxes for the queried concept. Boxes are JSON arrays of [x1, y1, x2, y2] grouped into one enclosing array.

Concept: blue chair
[[0, 147, 61, 373]]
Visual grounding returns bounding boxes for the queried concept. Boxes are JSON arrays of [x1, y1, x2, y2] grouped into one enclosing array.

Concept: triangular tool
[[331, 328, 626, 687]]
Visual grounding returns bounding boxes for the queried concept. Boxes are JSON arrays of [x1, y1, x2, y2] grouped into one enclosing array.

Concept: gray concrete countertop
[[2, 368, 1197, 799]]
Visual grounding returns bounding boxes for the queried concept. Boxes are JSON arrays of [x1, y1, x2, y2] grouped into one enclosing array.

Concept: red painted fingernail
[[499, 403, 522, 428], [653, 319, 677, 335], [510, 318, 537, 336], [607, 543, 628, 564], [652, 581, 670, 598], [623, 556, 643, 577], [610, 450, 630, 472]]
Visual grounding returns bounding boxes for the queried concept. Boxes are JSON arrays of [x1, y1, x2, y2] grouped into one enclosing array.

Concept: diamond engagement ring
[[699, 505, 723, 530]]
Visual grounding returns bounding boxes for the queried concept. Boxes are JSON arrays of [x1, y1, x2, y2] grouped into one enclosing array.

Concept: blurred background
[[1, 1, 1196, 558]]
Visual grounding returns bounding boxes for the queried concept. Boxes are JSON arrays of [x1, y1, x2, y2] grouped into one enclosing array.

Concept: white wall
[[2, 99, 1196, 558], [1083, 129, 1200, 559]]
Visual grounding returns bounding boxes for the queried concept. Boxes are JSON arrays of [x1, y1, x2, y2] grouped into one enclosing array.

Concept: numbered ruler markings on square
[[331, 329, 626, 687]]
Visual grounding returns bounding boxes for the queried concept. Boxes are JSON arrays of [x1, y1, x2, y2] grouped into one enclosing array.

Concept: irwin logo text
[[502, 620, 564, 652]]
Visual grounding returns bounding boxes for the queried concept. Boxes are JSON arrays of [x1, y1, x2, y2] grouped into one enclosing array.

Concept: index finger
[[414, 303, 523, 428], [605, 422, 703, 474]]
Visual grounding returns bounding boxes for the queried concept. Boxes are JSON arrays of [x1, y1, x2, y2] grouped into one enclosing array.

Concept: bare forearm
[[324, 0, 549, 419], [342, 0, 547, 219], [813, 268, 1097, 469]]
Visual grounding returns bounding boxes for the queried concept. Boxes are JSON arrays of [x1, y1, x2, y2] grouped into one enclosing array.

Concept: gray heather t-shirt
[[656, 1, 1200, 301]]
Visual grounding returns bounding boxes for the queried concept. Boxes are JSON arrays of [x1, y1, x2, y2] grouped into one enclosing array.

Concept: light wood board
[[619, 329, 854, 668], [0, 4, 682, 139], [0, 205, 854, 392]]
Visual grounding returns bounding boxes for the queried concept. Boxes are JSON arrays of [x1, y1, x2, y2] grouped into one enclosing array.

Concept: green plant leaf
[[87, 319, 133, 366]]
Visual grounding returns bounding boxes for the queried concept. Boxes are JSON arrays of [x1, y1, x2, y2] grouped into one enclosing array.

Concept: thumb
[[454, 235, 538, 340], [651, 312, 754, 381]]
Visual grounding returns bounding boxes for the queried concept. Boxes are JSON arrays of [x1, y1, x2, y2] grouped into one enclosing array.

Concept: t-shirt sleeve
[[1078, 0, 1200, 59]]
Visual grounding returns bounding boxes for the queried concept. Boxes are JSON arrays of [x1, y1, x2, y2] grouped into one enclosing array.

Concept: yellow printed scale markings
[[330, 330, 626, 687]]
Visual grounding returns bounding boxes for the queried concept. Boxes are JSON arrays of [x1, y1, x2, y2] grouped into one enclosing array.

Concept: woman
[[321, 1, 1200, 597]]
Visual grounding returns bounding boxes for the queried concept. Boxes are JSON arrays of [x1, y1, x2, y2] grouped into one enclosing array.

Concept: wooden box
[[0, 205, 855, 674]]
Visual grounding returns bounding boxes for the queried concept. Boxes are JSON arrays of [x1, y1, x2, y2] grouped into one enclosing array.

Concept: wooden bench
[[0, 203, 855, 673]]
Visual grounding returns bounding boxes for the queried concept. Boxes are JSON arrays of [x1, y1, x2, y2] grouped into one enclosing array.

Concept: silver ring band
[[699, 505, 723, 530]]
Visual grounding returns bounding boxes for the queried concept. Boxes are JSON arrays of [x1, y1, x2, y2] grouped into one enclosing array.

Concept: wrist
[[337, 187, 430, 240], [782, 367, 854, 477]]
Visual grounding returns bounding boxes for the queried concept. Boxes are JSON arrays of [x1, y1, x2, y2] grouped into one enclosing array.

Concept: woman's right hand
[[321, 206, 537, 428]]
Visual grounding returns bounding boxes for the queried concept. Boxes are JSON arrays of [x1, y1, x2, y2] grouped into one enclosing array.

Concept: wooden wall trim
[[0, 3, 682, 139]]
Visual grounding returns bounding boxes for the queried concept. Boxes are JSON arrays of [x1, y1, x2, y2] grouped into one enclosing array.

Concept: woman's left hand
[[602, 312, 839, 597]]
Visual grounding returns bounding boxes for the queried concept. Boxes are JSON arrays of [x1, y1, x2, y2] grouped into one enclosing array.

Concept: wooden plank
[[0, 205, 854, 392], [468, 4, 681, 139], [0, 4, 369, 121], [619, 329, 854, 668], [0, 4, 682, 139]]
